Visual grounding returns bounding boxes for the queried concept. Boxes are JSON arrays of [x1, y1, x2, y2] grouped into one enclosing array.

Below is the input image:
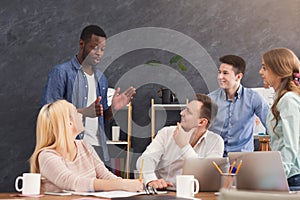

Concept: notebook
[[182, 157, 229, 192], [228, 151, 289, 191]]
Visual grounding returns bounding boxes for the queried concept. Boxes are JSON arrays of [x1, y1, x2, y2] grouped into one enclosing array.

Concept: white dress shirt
[[136, 126, 224, 185]]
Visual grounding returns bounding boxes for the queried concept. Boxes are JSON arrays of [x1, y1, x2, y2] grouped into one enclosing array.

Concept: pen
[[212, 161, 223, 175], [229, 161, 236, 174], [236, 160, 243, 174], [139, 159, 144, 182]]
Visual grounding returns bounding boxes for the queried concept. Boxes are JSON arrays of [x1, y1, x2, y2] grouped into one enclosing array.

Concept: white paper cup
[[112, 126, 120, 141], [111, 126, 120, 141]]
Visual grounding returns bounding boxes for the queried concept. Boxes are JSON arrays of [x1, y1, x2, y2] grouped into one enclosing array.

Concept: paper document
[[67, 190, 167, 198]]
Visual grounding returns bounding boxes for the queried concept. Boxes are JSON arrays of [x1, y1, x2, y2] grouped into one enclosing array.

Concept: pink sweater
[[39, 140, 117, 192]]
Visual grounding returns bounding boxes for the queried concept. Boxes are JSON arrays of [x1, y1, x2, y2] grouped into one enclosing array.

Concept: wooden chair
[[259, 135, 271, 151]]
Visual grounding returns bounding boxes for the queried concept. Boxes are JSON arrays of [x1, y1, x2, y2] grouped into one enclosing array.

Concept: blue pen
[[231, 166, 237, 173]]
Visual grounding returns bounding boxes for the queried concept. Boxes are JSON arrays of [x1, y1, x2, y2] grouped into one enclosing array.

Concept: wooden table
[[0, 192, 217, 200], [195, 192, 217, 200]]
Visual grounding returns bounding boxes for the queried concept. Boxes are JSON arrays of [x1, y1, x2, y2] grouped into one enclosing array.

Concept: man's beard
[[82, 49, 97, 67]]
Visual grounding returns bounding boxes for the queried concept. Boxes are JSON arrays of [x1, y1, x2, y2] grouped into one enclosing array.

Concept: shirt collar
[[194, 130, 208, 146], [71, 55, 82, 70], [236, 85, 243, 99], [72, 55, 100, 76], [221, 84, 243, 100]]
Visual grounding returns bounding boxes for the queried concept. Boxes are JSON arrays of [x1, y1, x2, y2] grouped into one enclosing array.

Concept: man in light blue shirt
[[208, 55, 269, 156]]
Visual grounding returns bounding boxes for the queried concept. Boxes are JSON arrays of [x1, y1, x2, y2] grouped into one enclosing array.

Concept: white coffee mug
[[112, 126, 120, 141], [15, 173, 41, 195], [176, 175, 199, 198]]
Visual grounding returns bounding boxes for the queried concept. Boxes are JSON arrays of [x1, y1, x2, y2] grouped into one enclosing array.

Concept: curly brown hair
[[262, 48, 300, 136]]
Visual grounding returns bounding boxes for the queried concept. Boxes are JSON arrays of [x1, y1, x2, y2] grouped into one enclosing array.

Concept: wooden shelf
[[152, 104, 186, 110], [108, 102, 132, 178], [106, 140, 128, 145], [151, 99, 188, 140]]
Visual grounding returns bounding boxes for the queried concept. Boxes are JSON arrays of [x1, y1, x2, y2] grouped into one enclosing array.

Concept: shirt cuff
[[143, 173, 158, 185], [89, 178, 96, 192]]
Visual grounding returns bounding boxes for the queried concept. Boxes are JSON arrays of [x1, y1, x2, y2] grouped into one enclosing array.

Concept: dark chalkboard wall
[[1, 0, 299, 192]]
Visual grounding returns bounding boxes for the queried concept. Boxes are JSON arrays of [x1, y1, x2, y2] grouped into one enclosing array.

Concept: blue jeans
[[288, 174, 300, 191]]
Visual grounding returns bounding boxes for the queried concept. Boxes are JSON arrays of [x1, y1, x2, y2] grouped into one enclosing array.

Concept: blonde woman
[[259, 48, 300, 189], [30, 100, 143, 192]]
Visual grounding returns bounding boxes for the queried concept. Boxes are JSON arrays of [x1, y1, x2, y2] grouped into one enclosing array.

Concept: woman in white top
[[259, 47, 300, 188]]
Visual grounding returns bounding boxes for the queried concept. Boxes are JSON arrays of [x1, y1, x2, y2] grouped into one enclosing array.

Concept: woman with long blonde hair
[[259, 47, 300, 189], [30, 100, 143, 192]]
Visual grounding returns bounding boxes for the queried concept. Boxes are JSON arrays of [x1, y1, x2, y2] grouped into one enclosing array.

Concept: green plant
[[145, 55, 187, 72]]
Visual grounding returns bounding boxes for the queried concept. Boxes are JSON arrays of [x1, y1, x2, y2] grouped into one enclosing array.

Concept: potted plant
[[145, 54, 187, 71], [145, 55, 187, 104]]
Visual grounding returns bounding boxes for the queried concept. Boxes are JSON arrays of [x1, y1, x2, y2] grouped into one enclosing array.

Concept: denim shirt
[[208, 85, 269, 153], [41, 56, 110, 161]]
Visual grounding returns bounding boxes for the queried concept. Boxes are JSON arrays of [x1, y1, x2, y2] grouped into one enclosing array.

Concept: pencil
[[236, 160, 243, 174], [229, 161, 236, 174], [139, 159, 144, 182], [212, 161, 223, 175]]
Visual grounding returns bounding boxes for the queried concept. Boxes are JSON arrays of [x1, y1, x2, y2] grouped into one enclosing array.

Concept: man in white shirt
[[136, 94, 224, 189]]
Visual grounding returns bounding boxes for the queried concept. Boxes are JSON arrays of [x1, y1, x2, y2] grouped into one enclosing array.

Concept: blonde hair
[[30, 100, 76, 173], [262, 48, 300, 135]]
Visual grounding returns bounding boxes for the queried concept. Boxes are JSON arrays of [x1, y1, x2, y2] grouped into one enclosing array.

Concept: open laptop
[[182, 157, 229, 192], [228, 151, 289, 191]]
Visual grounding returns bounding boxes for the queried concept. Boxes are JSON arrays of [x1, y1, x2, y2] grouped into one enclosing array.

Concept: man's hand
[[111, 87, 136, 112], [147, 179, 173, 190], [173, 122, 196, 148], [78, 96, 103, 118]]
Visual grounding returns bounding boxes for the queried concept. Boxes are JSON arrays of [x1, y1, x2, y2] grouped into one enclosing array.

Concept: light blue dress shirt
[[41, 56, 110, 162], [208, 85, 269, 154], [267, 92, 300, 178]]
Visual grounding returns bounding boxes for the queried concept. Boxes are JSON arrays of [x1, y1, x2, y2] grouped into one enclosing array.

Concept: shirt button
[[84, 97, 87, 99], [85, 85, 88, 88]]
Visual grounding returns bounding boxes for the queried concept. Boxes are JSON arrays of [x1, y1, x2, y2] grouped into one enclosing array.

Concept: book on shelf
[[111, 157, 125, 178]]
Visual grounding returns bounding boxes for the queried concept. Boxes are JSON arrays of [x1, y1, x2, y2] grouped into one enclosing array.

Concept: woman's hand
[[120, 179, 144, 192]]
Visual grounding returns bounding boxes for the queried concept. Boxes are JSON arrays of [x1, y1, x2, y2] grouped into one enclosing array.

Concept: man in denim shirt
[[208, 55, 269, 157], [42, 25, 135, 165]]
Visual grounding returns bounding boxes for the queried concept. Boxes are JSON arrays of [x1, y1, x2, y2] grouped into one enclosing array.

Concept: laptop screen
[[228, 151, 289, 191], [182, 157, 229, 192]]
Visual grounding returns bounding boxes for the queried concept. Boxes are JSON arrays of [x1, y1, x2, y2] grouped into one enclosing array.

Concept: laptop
[[182, 157, 229, 192], [228, 151, 289, 191]]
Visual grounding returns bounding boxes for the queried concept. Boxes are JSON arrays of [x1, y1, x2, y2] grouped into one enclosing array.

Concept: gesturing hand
[[173, 122, 196, 148], [93, 96, 103, 117], [78, 96, 103, 118], [111, 87, 136, 111]]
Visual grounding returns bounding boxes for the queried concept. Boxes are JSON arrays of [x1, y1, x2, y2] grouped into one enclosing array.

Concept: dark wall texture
[[1, 0, 300, 192]]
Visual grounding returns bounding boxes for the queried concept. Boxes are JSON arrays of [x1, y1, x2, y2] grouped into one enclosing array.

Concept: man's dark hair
[[80, 25, 106, 42], [219, 55, 246, 75], [196, 93, 218, 129]]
